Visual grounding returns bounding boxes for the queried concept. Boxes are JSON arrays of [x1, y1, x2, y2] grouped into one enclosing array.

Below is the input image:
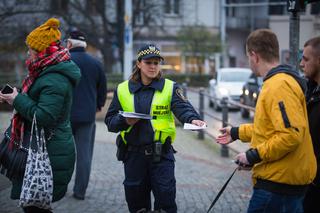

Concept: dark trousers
[[304, 184, 320, 212], [23, 206, 52, 213], [247, 188, 304, 213], [123, 151, 177, 213], [71, 121, 96, 198]]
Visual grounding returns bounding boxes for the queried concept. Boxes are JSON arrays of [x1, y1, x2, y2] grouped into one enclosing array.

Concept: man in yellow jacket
[[217, 29, 316, 213]]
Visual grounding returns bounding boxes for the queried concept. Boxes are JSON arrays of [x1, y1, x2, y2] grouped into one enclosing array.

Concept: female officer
[[105, 44, 206, 213]]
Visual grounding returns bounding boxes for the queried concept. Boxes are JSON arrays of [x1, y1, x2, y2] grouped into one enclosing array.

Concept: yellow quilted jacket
[[239, 73, 316, 186]]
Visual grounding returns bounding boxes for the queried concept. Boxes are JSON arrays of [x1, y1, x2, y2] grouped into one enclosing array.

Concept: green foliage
[[177, 25, 221, 73], [106, 73, 123, 91], [177, 25, 221, 58]]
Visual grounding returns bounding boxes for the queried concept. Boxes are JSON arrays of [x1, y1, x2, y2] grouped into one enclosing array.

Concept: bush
[[163, 73, 213, 87], [106, 73, 213, 91], [106, 73, 123, 92]]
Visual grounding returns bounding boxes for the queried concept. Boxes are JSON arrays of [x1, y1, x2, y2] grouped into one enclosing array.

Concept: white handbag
[[19, 113, 53, 210]]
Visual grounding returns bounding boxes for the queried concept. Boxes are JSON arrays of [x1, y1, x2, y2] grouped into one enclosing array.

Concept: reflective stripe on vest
[[117, 79, 176, 144]]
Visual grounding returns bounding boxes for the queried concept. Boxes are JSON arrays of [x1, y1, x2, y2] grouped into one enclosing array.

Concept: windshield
[[220, 71, 251, 82], [257, 77, 263, 86]]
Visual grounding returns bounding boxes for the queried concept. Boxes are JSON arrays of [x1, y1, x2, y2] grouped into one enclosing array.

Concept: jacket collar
[[69, 47, 86, 53], [128, 78, 165, 94], [264, 64, 307, 94], [307, 79, 320, 102]]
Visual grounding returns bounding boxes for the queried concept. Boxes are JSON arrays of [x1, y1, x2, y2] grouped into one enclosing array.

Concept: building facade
[[224, 0, 320, 67], [133, 0, 220, 74]]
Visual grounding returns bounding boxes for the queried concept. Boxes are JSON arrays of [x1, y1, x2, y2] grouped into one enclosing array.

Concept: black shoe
[[73, 193, 85, 200]]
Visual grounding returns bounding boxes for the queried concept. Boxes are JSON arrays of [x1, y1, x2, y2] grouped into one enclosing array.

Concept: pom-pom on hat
[[26, 17, 61, 52]]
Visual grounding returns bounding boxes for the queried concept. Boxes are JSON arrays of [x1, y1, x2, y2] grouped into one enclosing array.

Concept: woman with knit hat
[[0, 18, 81, 212]]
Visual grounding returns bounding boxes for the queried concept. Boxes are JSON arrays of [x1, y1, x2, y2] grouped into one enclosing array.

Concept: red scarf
[[10, 42, 70, 148]]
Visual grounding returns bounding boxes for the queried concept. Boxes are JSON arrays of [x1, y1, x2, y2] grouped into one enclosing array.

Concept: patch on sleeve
[[176, 88, 188, 102]]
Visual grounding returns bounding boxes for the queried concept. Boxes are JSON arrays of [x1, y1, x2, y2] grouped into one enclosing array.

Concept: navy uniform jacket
[[70, 47, 107, 123], [105, 78, 201, 146]]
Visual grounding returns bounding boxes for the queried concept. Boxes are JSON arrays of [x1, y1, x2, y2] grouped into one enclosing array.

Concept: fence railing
[[182, 84, 256, 157]]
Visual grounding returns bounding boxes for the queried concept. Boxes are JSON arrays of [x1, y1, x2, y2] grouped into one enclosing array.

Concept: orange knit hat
[[26, 18, 61, 52]]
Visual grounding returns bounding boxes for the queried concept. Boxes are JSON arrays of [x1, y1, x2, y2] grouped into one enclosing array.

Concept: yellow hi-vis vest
[[117, 79, 176, 145]]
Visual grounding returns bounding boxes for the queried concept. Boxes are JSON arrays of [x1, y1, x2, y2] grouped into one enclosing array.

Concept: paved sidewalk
[[0, 112, 252, 213]]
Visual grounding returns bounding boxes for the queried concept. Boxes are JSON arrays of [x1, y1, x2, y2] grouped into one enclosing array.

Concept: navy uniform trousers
[[124, 151, 177, 213]]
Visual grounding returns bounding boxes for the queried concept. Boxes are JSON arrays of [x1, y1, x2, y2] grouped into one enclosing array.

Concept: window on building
[[51, 0, 69, 13], [269, 0, 288, 15], [311, 3, 320, 15], [229, 56, 236, 67], [164, 0, 180, 15], [226, 0, 236, 17]]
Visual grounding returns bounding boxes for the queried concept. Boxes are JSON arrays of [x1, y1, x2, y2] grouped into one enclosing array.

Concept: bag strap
[[207, 167, 237, 213], [29, 113, 41, 150]]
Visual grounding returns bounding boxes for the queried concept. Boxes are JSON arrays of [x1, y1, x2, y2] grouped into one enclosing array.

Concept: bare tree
[[0, 0, 162, 74]]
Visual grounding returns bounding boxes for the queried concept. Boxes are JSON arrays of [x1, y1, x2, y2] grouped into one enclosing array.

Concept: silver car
[[209, 67, 252, 110]]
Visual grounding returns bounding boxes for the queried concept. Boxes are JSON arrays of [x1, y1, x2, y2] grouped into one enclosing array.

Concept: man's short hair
[[246, 29, 279, 63], [304, 36, 320, 56]]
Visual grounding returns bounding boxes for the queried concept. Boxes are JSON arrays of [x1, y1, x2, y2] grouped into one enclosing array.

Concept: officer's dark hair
[[304, 36, 320, 56], [130, 59, 162, 82], [246, 29, 279, 63]]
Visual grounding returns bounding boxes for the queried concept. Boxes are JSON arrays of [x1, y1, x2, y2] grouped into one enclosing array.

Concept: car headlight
[[253, 92, 257, 99], [218, 88, 229, 96], [244, 89, 249, 96]]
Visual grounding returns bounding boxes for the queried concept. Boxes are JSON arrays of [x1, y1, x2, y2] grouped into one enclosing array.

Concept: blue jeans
[[247, 188, 304, 213]]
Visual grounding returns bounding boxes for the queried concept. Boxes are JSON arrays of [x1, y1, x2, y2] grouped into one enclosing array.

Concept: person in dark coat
[[105, 44, 206, 213], [300, 36, 320, 213], [0, 18, 81, 213], [66, 30, 107, 200]]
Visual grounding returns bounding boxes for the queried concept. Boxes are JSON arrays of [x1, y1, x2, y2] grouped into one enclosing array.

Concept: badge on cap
[[149, 45, 156, 51], [176, 88, 188, 102]]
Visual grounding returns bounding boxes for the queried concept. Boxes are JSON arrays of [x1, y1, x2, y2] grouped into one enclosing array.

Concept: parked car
[[208, 67, 252, 111], [239, 73, 263, 118]]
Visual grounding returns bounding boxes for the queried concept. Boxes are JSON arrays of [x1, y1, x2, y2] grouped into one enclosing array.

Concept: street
[[0, 93, 253, 212]]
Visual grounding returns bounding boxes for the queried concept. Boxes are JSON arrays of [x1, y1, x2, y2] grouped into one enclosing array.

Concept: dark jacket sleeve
[[171, 83, 201, 124], [96, 62, 107, 111], [105, 89, 130, 133]]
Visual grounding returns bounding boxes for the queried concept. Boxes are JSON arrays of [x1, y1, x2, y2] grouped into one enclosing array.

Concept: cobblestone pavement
[[0, 112, 252, 213]]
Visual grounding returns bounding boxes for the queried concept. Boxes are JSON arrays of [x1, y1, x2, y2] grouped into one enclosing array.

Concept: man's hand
[[216, 127, 233, 144], [235, 152, 252, 170], [191, 119, 206, 127], [0, 87, 18, 105], [125, 118, 140, 126]]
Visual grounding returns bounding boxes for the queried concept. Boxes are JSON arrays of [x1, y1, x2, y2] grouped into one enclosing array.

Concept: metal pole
[[220, 0, 228, 68], [221, 97, 229, 157], [289, 11, 300, 70], [124, 0, 133, 80], [198, 88, 205, 140]]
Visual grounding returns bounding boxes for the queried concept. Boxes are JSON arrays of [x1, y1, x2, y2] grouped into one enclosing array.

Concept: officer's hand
[[216, 127, 233, 144], [125, 118, 140, 126], [191, 120, 206, 127]]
